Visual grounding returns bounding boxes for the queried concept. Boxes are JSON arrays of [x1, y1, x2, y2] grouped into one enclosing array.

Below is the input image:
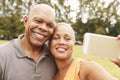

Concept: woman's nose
[[58, 39, 65, 45]]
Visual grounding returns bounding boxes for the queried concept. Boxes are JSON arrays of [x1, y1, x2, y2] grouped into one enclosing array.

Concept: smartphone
[[83, 33, 120, 58]]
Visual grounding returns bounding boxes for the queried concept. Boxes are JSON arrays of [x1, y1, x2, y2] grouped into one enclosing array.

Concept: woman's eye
[[66, 37, 71, 41], [52, 37, 59, 40]]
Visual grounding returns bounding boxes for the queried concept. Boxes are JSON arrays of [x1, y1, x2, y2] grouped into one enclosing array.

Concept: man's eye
[[35, 20, 42, 23]]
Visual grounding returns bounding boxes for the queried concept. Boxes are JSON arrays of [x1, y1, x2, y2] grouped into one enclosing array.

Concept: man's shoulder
[[0, 39, 17, 52]]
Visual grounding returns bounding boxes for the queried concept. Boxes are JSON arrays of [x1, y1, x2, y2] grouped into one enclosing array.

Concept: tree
[[74, 0, 120, 40], [0, 0, 24, 39], [1, 0, 120, 40]]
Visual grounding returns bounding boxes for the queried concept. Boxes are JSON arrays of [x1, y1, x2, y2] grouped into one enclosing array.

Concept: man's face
[[23, 5, 55, 47]]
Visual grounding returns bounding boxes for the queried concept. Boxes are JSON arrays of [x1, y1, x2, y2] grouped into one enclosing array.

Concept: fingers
[[117, 35, 120, 40], [110, 58, 120, 67]]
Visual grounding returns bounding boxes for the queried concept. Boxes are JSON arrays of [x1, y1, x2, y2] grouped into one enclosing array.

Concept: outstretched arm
[[79, 60, 118, 80]]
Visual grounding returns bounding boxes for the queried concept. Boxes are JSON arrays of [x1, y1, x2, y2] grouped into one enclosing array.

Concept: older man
[[0, 4, 57, 80]]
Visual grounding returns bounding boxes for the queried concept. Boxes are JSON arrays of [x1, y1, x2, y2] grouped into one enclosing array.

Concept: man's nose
[[39, 23, 48, 31]]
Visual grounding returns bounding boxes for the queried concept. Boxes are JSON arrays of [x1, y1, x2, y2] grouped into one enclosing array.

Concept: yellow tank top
[[64, 59, 81, 80]]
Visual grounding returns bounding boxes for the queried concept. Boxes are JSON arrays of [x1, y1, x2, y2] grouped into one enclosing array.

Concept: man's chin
[[33, 40, 46, 46]]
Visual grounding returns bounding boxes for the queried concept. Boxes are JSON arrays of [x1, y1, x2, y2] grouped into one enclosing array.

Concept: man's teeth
[[34, 33, 44, 38]]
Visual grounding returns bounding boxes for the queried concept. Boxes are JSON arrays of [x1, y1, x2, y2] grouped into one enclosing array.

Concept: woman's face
[[50, 25, 75, 60]]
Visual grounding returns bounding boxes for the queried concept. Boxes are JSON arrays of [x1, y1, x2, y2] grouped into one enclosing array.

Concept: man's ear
[[23, 16, 28, 27]]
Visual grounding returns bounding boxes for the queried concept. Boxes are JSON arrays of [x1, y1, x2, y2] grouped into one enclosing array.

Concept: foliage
[[0, 0, 120, 40], [0, 0, 24, 39], [75, 0, 120, 40]]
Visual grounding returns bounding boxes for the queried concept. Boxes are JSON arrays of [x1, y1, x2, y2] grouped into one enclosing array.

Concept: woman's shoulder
[[80, 59, 103, 72], [75, 58, 107, 74], [79, 59, 117, 80]]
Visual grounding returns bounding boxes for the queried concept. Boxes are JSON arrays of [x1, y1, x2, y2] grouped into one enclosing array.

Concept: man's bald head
[[23, 3, 56, 47], [28, 4, 55, 20]]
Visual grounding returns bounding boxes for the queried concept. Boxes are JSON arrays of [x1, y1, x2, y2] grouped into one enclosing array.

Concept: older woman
[[49, 22, 117, 80]]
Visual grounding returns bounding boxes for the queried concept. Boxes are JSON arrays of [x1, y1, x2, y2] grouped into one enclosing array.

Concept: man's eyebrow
[[49, 22, 56, 26], [44, 21, 56, 27], [33, 17, 55, 26], [33, 17, 42, 20]]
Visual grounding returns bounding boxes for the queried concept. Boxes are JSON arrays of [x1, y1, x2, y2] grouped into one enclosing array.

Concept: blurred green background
[[1, 0, 120, 41]]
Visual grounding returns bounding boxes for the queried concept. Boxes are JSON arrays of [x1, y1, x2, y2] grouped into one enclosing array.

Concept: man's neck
[[21, 37, 42, 62]]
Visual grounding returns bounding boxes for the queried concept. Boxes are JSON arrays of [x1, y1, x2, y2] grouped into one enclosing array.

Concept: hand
[[110, 35, 120, 67], [117, 35, 120, 40], [110, 58, 120, 67]]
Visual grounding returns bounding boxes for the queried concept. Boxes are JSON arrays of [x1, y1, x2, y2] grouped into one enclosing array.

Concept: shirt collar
[[14, 34, 51, 59]]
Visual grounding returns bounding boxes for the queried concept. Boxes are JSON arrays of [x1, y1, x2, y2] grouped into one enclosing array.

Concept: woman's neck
[[55, 58, 74, 73], [53, 58, 74, 80]]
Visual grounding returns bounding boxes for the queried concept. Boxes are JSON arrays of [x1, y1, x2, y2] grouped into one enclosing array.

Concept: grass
[[0, 40, 9, 44], [0, 40, 120, 79]]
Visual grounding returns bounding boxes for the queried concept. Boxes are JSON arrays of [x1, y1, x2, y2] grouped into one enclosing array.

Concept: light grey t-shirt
[[0, 38, 57, 80]]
